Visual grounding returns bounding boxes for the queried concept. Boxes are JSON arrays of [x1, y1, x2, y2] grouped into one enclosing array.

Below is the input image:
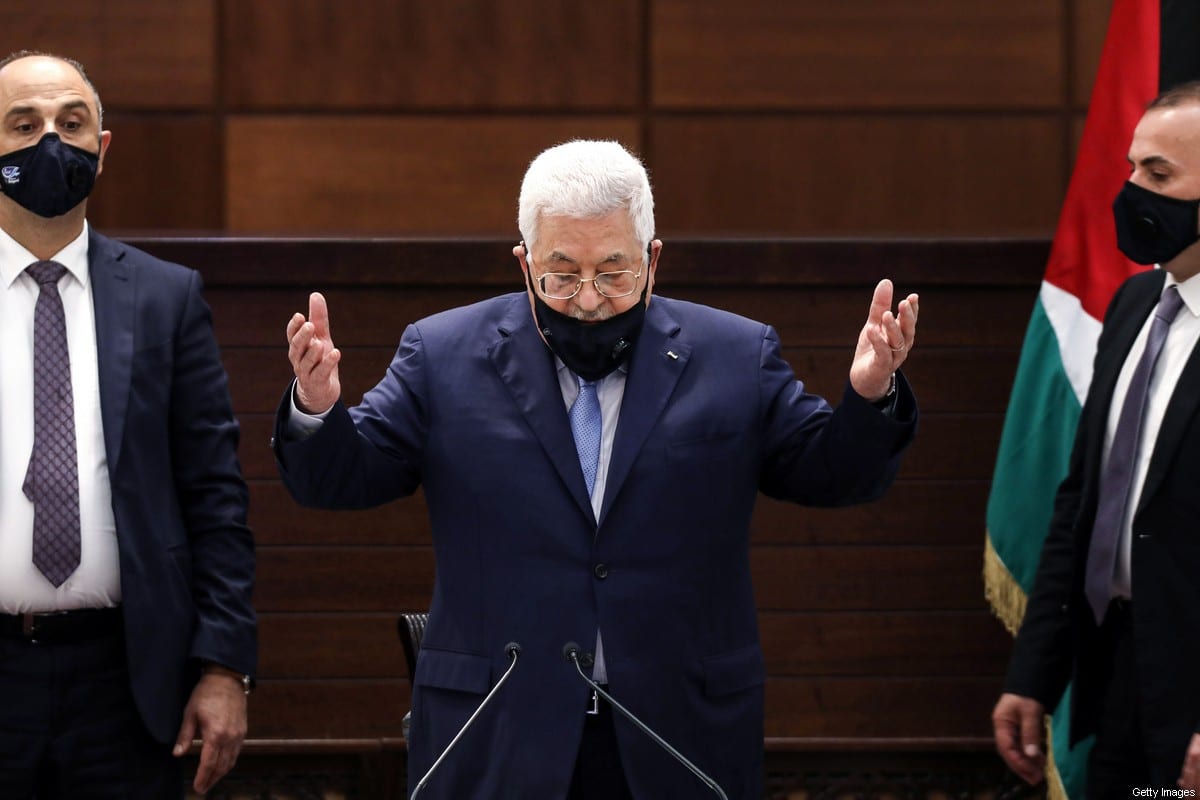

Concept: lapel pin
[[666, 350, 678, 360]]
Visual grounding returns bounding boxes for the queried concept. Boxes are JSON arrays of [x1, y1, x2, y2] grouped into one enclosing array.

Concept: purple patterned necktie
[[1084, 285, 1185, 624], [23, 260, 81, 587]]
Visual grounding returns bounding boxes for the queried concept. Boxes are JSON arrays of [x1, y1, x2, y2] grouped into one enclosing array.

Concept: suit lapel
[[599, 301, 689, 527], [88, 231, 133, 472], [1089, 275, 1163, 414], [1141, 286, 1200, 507], [488, 296, 595, 523]]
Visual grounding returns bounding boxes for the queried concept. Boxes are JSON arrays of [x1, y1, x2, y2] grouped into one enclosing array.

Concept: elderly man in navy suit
[[0, 52, 256, 799], [276, 139, 918, 799]]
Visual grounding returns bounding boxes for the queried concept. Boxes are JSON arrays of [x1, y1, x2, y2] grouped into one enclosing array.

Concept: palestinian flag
[[984, 0, 1200, 796]]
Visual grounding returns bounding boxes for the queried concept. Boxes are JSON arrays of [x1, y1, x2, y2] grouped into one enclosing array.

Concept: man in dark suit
[[994, 82, 1200, 796], [276, 139, 918, 799], [0, 52, 256, 798]]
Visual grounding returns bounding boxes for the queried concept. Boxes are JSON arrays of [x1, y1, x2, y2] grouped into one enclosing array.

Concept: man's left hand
[[173, 668, 249, 794], [850, 278, 919, 401], [1179, 733, 1200, 790]]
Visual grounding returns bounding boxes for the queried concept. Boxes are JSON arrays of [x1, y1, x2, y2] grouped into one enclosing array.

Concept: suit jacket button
[[593, 563, 609, 579]]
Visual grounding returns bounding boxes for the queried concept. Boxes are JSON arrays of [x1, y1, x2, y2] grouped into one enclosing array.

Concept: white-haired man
[[275, 139, 919, 799]]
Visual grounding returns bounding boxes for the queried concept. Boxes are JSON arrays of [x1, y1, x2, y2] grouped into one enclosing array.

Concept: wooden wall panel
[[87, 114, 222, 230], [753, 546, 990, 612], [651, 116, 1064, 235], [127, 237, 1041, 757], [224, 117, 641, 233], [0, 0, 214, 108], [255, 546, 434, 612], [765, 677, 999, 738], [759, 612, 1011, 677], [652, 0, 1062, 109], [222, 0, 641, 110], [1074, 0, 1114, 106]]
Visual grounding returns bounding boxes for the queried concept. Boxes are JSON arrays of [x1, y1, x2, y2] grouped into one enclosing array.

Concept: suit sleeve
[[170, 271, 257, 675], [757, 324, 917, 506], [274, 322, 428, 509]]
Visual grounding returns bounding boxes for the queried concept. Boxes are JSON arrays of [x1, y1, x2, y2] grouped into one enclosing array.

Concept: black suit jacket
[[88, 230, 256, 743], [1006, 268, 1200, 772]]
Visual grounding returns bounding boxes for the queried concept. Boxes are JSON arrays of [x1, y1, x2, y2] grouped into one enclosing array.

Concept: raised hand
[[849, 279, 919, 401], [286, 292, 342, 414]]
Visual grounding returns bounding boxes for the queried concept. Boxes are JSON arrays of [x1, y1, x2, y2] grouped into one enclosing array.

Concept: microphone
[[409, 642, 522, 800], [561, 642, 729, 800]]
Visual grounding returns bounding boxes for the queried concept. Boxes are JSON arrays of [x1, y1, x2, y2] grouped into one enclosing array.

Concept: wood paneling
[[252, 680, 408, 739], [87, 114, 222, 230], [759, 612, 1011, 677], [651, 116, 1064, 235], [222, 0, 640, 110], [224, 117, 640, 233], [255, 546, 435, 612], [0, 0, 214, 108], [1073, 0, 1114, 106], [258, 613, 407, 679], [752, 546, 990, 612], [764, 677, 999, 738], [652, 1, 1062, 109]]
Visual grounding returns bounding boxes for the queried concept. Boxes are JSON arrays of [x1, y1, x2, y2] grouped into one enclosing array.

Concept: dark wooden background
[[1, 0, 1110, 239], [138, 237, 1044, 797], [0, 0, 1114, 794]]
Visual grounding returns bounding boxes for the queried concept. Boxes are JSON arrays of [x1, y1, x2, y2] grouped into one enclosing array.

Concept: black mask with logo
[[1112, 180, 1200, 265], [526, 270, 648, 381], [0, 133, 99, 218]]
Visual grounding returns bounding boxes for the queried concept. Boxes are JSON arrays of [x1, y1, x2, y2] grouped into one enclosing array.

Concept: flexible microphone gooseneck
[[562, 642, 730, 800], [409, 642, 522, 800]]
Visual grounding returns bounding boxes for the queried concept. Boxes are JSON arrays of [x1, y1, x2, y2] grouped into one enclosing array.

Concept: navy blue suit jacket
[[275, 292, 915, 799], [89, 230, 255, 744]]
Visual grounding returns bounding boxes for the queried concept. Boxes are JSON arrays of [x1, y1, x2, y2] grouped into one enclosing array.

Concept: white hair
[[517, 140, 655, 254]]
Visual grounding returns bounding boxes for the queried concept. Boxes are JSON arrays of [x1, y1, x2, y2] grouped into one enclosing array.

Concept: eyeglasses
[[529, 259, 644, 300]]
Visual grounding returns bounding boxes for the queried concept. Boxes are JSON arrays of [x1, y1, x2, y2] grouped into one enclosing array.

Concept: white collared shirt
[[0, 221, 121, 612], [1111, 269, 1200, 599]]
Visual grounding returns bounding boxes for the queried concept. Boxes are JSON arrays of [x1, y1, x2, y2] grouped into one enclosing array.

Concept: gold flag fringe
[[986, 533, 1069, 800], [984, 533, 1027, 635]]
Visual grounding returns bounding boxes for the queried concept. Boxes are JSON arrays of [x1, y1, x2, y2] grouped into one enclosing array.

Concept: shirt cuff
[[286, 380, 334, 440]]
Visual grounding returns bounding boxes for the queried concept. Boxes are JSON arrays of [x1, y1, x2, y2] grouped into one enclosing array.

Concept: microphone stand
[[410, 642, 521, 800], [564, 644, 729, 800]]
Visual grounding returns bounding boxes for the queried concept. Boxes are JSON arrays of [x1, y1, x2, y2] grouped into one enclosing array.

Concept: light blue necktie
[[569, 376, 602, 498]]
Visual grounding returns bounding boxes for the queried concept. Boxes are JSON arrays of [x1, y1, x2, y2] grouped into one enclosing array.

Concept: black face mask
[[1113, 180, 1200, 265], [0, 133, 99, 218], [528, 274, 648, 381]]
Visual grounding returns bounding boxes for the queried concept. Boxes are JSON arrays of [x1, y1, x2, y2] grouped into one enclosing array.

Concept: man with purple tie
[[995, 81, 1200, 797], [0, 52, 256, 798]]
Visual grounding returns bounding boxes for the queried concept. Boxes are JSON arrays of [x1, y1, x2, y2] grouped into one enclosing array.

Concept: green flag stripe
[[986, 296, 1082, 592]]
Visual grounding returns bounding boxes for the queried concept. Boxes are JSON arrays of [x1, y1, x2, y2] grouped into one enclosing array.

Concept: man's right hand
[[287, 292, 341, 414], [992, 692, 1047, 785]]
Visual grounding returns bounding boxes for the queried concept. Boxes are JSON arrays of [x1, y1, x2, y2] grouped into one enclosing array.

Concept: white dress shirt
[[1110, 270, 1200, 599], [0, 222, 121, 612]]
